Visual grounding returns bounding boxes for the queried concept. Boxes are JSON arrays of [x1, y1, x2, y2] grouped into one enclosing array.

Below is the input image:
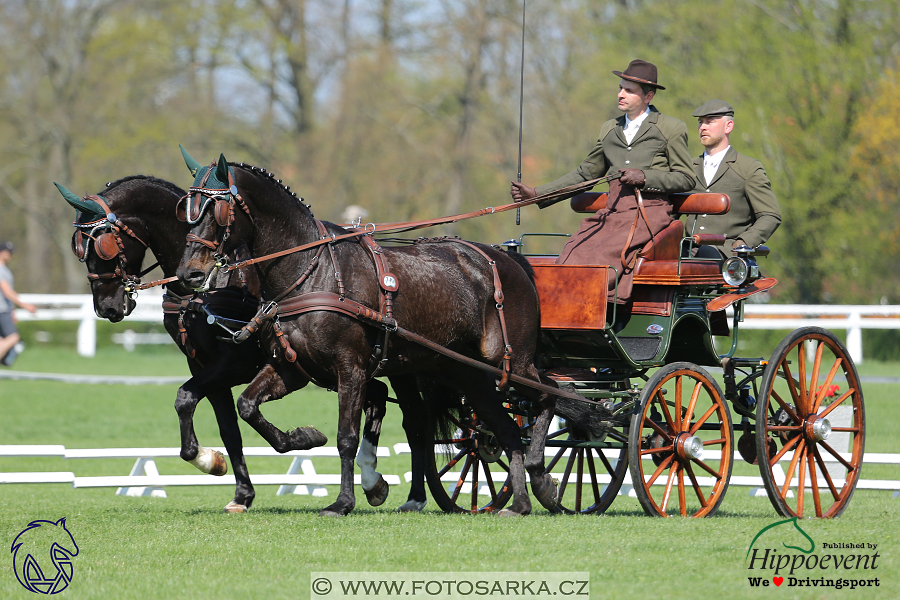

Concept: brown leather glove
[[618, 168, 646, 188], [510, 181, 537, 202]]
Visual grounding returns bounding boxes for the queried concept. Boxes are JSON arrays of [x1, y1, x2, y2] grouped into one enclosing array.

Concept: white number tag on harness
[[381, 273, 399, 292]]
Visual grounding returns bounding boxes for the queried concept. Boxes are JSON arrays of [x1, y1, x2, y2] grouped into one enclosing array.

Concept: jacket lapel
[[629, 107, 659, 145], [706, 146, 738, 187]]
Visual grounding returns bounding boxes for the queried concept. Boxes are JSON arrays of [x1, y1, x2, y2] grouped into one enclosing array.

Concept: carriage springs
[[747, 543, 880, 588]]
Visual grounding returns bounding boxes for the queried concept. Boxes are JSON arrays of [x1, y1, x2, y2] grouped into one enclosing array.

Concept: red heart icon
[[773, 577, 784, 586]]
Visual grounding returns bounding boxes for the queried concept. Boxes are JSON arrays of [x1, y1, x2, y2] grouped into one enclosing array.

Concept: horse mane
[[230, 163, 313, 217], [100, 175, 185, 197]]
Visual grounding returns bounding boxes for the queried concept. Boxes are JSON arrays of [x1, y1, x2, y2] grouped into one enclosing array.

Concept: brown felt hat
[[613, 59, 665, 90]]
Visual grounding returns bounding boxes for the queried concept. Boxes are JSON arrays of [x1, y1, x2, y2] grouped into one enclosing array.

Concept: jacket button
[[625, 160, 630, 165], [627, 146, 632, 151]]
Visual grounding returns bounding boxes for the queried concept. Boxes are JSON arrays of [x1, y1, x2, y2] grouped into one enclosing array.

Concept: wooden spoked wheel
[[426, 410, 518, 514], [628, 362, 733, 517], [755, 327, 865, 518], [541, 420, 628, 515]]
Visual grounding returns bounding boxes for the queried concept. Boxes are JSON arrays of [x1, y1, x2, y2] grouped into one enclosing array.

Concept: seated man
[[510, 59, 695, 303], [688, 99, 781, 259]]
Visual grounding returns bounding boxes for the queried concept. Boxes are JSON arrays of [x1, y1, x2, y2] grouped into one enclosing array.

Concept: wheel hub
[[675, 433, 704, 461], [477, 433, 503, 463], [805, 415, 832, 442]]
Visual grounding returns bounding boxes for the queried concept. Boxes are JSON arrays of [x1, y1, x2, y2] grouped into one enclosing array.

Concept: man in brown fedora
[[510, 58, 694, 303], [687, 99, 781, 259]]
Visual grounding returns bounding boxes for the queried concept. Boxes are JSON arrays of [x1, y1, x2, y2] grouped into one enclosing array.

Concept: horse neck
[[237, 173, 321, 293], [109, 181, 191, 289]]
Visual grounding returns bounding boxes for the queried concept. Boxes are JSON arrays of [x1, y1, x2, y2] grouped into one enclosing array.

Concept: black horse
[[55, 176, 401, 512], [175, 153, 559, 516]]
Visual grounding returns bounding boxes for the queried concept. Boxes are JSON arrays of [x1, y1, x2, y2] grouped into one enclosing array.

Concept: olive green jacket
[[686, 146, 781, 252], [535, 106, 695, 208]]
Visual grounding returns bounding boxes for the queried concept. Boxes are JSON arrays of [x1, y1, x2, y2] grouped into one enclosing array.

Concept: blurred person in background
[[0, 241, 37, 366]]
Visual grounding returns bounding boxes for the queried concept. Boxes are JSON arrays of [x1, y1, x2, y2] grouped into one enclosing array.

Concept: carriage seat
[[569, 191, 730, 286]]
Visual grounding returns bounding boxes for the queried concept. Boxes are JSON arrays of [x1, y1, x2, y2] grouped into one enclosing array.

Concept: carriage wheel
[[755, 327, 865, 518], [540, 419, 628, 515], [628, 362, 733, 517], [425, 411, 516, 514]]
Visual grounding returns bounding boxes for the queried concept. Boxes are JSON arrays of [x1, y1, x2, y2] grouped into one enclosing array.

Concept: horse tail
[[416, 376, 463, 455], [503, 249, 536, 285]]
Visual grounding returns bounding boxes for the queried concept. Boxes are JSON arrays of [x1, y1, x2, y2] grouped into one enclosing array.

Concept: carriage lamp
[[722, 245, 760, 287], [501, 239, 521, 253]]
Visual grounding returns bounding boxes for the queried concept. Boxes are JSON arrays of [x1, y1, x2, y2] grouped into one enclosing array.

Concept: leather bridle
[[177, 164, 253, 264], [72, 194, 158, 296]]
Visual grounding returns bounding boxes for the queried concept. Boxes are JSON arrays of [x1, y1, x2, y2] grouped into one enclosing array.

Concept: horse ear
[[180, 144, 202, 177], [216, 154, 230, 184], [54, 182, 104, 217]]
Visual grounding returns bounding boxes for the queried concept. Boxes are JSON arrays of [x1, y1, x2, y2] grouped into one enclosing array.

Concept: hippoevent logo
[[745, 517, 880, 590], [10, 518, 79, 594]]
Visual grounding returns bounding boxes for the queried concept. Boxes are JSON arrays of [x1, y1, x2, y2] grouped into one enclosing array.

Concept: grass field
[[1, 344, 898, 599]]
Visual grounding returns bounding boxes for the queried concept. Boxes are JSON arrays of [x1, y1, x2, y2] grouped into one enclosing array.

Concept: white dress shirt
[[703, 145, 730, 186], [623, 108, 650, 144]]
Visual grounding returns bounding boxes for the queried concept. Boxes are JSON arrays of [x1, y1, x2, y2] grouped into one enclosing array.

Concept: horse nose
[[177, 265, 207, 288], [99, 307, 123, 322]]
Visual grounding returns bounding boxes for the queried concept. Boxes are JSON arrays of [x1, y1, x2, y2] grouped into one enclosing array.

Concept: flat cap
[[692, 99, 734, 118], [0, 241, 13, 253]]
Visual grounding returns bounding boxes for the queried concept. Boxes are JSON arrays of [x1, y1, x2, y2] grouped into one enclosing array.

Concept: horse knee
[[174, 387, 198, 417], [236, 395, 257, 421]]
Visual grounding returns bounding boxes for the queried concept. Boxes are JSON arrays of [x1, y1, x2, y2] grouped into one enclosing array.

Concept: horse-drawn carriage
[[59, 155, 864, 520], [426, 190, 865, 519]]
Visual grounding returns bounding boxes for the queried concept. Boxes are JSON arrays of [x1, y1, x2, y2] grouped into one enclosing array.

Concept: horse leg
[[357, 379, 389, 507], [236, 365, 327, 452], [513, 366, 559, 509], [390, 374, 428, 512], [207, 390, 255, 513], [460, 371, 532, 517], [174, 369, 228, 477], [320, 367, 367, 517]]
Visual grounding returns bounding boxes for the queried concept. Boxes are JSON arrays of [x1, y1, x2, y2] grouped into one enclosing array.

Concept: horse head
[[176, 149, 254, 291], [175, 147, 310, 292], [57, 177, 187, 321]]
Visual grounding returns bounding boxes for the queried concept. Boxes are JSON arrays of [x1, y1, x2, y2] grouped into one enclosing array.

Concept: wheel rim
[[426, 412, 515, 514], [756, 328, 865, 518], [543, 421, 628, 515], [629, 363, 733, 517]]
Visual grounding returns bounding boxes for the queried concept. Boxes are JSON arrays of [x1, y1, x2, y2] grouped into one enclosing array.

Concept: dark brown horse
[[175, 153, 558, 516], [55, 176, 397, 512]]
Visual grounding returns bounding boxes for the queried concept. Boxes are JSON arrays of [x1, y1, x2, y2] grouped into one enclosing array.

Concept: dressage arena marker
[[391, 444, 900, 499], [0, 445, 398, 498]]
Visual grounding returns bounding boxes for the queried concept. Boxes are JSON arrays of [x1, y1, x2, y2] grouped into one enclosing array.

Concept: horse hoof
[[189, 447, 228, 476], [318, 509, 346, 518], [531, 474, 559, 508], [495, 508, 525, 517], [223, 501, 248, 514], [364, 477, 389, 507], [397, 500, 427, 513], [290, 426, 328, 450]]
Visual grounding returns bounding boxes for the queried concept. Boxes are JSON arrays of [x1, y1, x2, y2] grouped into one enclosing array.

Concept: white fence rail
[[13, 294, 900, 363], [0, 445, 398, 499]]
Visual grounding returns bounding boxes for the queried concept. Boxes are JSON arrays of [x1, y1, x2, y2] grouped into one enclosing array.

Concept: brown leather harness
[[72, 195, 160, 298]]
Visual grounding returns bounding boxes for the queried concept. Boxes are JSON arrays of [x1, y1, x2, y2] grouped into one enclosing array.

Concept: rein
[[217, 173, 622, 273]]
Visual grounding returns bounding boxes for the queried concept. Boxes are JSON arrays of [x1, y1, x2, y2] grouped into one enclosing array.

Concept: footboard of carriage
[[427, 191, 865, 519]]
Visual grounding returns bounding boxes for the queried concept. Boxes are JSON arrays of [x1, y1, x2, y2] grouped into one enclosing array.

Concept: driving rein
[[181, 169, 616, 402]]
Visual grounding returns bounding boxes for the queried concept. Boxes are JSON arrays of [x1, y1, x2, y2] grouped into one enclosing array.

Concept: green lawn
[[1, 345, 898, 599]]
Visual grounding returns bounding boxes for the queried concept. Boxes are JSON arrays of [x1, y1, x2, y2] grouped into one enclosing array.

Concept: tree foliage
[[0, 0, 897, 303]]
